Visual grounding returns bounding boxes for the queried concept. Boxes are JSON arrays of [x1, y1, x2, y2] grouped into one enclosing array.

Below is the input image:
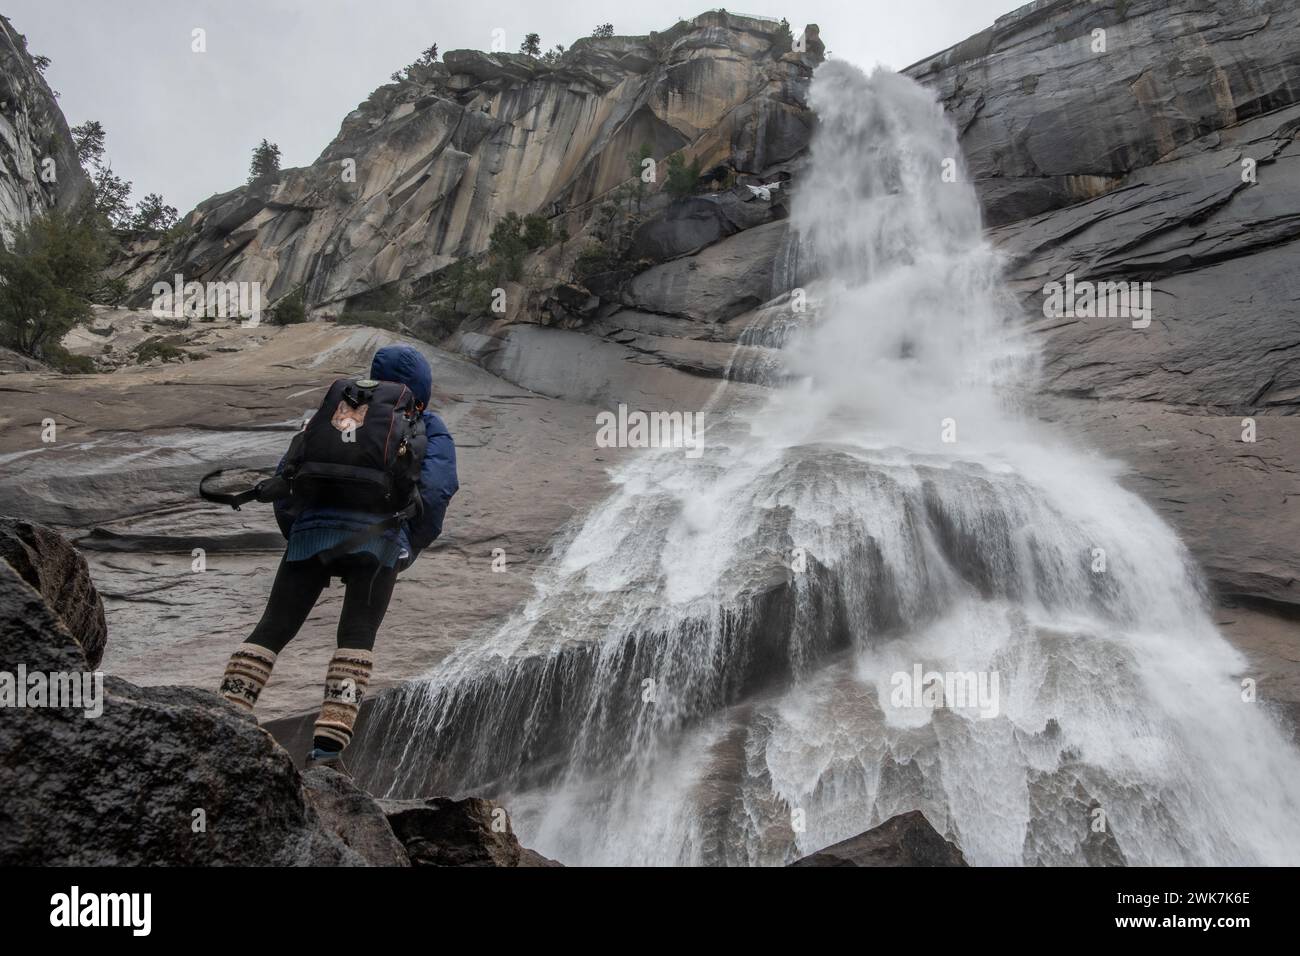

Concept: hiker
[[217, 344, 458, 771]]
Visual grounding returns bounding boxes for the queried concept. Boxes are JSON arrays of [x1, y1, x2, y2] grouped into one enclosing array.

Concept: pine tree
[[248, 139, 282, 182]]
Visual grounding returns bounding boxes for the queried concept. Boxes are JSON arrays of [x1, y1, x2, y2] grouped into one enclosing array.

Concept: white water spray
[[370, 63, 1300, 866]]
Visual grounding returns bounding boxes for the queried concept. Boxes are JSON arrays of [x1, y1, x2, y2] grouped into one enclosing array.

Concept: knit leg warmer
[[219, 642, 278, 711], [312, 648, 373, 751]]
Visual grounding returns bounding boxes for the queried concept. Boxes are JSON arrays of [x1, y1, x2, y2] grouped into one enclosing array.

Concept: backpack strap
[[199, 470, 291, 511]]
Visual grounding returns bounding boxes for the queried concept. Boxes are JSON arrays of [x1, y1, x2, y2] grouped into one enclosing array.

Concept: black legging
[[247, 553, 397, 654]]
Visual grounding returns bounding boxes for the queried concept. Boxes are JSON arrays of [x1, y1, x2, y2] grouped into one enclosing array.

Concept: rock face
[[111, 12, 820, 315], [790, 811, 967, 867], [379, 797, 561, 867], [1, 516, 108, 667], [0, 15, 86, 242], [908, 0, 1300, 613], [904, 0, 1300, 226]]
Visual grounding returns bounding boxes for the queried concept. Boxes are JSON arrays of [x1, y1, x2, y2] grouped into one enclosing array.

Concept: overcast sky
[[12, 0, 1020, 215]]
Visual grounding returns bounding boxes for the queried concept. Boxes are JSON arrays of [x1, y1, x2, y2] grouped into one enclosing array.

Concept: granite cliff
[[110, 12, 821, 318], [0, 14, 85, 244]]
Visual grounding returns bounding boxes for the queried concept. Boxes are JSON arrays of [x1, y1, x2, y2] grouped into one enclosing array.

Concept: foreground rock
[[790, 811, 967, 867], [0, 517, 108, 668], [301, 768, 411, 867], [379, 797, 561, 867], [0, 559, 358, 865], [0, 551, 552, 867]]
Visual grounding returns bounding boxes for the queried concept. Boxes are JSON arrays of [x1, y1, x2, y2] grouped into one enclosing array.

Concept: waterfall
[[364, 63, 1300, 866]]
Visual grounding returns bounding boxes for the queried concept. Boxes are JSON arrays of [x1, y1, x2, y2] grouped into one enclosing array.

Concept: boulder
[[0, 559, 361, 866], [0, 517, 108, 668], [301, 768, 411, 867], [378, 796, 561, 867], [624, 219, 789, 323], [790, 811, 967, 867], [631, 190, 782, 262]]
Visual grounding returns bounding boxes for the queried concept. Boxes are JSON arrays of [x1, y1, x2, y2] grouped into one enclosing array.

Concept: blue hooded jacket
[[274, 345, 459, 568]]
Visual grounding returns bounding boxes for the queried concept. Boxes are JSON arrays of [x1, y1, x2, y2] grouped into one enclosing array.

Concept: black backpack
[[200, 377, 428, 558], [283, 377, 427, 512]]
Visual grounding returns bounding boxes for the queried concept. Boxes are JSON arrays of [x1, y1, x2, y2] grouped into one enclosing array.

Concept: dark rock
[[0, 559, 362, 865], [624, 219, 789, 323], [631, 191, 780, 262], [550, 282, 600, 320], [301, 768, 411, 866], [378, 796, 561, 867], [0, 558, 547, 867], [441, 50, 544, 86], [790, 811, 967, 867], [582, 268, 634, 299], [0, 345, 45, 372], [728, 95, 816, 173], [0, 517, 108, 668]]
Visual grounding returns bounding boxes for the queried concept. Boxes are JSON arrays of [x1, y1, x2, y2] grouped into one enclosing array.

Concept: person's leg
[[219, 556, 329, 712], [310, 558, 398, 755]]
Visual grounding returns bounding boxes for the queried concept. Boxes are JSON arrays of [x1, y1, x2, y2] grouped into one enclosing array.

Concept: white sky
[[12, 0, 1021, 215]]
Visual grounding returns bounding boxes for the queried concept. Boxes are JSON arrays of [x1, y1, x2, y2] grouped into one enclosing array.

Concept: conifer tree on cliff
[[248, 139, 282, 183]]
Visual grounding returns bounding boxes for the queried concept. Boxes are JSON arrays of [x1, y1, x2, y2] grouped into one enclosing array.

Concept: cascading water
[[363, 63, 1300, 865]]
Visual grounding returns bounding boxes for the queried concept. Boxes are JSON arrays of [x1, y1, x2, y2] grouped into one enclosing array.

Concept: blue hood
[[371, 345, 432, 408]]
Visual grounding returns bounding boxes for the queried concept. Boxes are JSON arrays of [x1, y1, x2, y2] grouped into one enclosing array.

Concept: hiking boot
[[304, 747, 352, 778]]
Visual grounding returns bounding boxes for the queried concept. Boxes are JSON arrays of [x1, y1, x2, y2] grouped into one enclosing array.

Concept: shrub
[[44, 344, 97, 374], [521, 214, 552, 250], [665, 153, 702, 199], [0, 206, 112, 359], [489, 213, 528, 282], [269, 287, 307, 325], [132, 336, 187, 364], [574, 241, 616, 279]]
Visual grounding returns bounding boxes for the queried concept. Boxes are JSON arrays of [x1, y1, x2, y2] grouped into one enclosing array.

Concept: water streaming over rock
[[363, 63, 1300, 866]]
